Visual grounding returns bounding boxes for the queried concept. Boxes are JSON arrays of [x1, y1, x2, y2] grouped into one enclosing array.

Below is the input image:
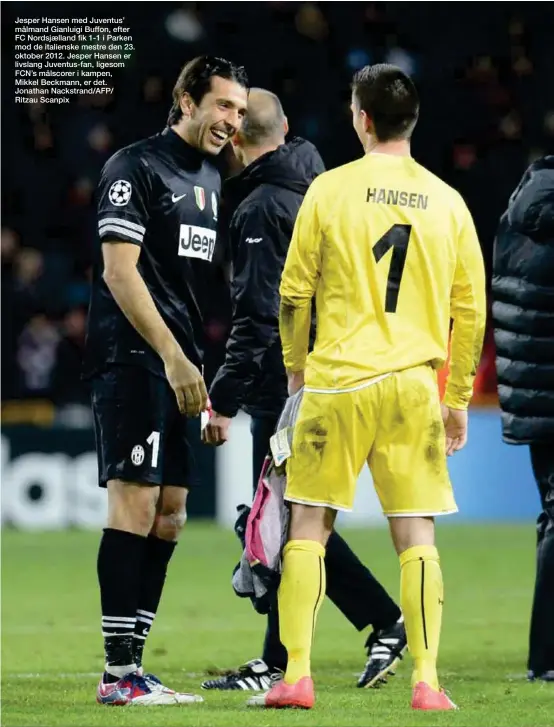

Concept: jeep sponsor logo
[[179, 224, 216, 261]]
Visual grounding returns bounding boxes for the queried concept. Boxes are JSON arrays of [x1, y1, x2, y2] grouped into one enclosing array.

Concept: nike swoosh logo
[[172, 193, 187, 203]]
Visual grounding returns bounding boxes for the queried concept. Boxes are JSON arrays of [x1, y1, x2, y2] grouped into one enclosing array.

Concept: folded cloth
[[232, 388, 304, 613]]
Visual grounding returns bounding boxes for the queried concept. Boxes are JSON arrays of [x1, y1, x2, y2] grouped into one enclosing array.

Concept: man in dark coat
[[492, 155, 554, 681], [202, 88, 407, 691]]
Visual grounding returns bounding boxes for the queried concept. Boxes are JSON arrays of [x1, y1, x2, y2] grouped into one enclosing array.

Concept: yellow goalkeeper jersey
[[279, 152, 487, 409]]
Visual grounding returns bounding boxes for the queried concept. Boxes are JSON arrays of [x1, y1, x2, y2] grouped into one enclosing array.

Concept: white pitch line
[[5, 672, 202, 680], [3, 625, 175, 635], [5, 673, 98, 679]]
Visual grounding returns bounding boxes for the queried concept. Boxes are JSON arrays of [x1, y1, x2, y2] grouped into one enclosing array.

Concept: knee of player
[[155, 508, 188, 540], [289, 503, 336, 544], [389, 516, 436, 556]]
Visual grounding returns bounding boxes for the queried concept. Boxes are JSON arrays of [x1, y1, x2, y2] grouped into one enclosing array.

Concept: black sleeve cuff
[[209, 374, 241, 418]]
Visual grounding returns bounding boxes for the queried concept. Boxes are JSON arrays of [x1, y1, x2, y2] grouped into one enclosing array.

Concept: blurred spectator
[[132, 76, 169, 140], [2, 228, 20, 398], [1, 227, 19, 269], [15, 314, 60, 399], [12, 248, 46, 322], [295, 3, 329, 41], [87, 123, 113, 156], [384, 35, 418, 78], [51, 306, 92, 428], [165, 3, 205, 43], [68, 177, 95, 208]]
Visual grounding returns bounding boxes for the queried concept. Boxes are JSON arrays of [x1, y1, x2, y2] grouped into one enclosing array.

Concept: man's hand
[[202, 412, 232, 446], [287, 370, 305, 396], [163, 347, 208, 416], [441, 405, 468, 456]]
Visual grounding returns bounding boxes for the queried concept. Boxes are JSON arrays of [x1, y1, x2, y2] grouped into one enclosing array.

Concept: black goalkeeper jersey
[[83, 127, 221, 379]]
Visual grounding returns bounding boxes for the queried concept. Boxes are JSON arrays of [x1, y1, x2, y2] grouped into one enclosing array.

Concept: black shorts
[[91, 365, 195, 488]]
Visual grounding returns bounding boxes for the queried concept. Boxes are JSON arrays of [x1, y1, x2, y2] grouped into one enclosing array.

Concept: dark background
[[2, 2, 554, 421]]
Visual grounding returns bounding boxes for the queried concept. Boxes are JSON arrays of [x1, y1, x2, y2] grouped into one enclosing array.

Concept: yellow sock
[[399, 544, 443, 691], [278, 539, 326, 684]]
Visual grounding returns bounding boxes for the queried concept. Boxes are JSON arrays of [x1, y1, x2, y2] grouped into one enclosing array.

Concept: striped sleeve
[[96, 150, 152, 246]]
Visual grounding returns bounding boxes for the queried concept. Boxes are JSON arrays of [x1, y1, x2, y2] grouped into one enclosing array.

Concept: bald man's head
[[238, 88, 287, 147]]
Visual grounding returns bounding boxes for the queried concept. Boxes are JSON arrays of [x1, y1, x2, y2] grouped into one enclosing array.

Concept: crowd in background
[[2, 3, 553, 420]]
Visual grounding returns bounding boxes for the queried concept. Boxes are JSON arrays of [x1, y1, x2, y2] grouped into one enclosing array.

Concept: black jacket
[[209, 137, 325, 419], [492, 156, 554, 444]]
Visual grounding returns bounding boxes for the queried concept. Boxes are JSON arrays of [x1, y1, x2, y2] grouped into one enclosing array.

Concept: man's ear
[[283, 115, 290, 136], [362, 110, 373, 135], [180, 92, 195, 119]]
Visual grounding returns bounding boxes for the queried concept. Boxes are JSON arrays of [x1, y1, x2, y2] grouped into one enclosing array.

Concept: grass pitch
[[2, 523, 552, 726]]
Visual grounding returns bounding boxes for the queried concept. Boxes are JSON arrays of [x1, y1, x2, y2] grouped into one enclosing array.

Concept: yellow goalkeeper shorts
[[285, 364, 457, 516]]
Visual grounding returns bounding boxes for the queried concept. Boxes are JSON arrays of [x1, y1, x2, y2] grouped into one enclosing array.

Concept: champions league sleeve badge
[[108, 180, 132, 206]]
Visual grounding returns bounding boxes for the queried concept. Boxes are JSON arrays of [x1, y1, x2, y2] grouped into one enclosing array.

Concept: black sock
[[325, 530, 401, 632], [133, 535, 177, 669], [98, 528, 147, 682], [261, 591, 288, 672]]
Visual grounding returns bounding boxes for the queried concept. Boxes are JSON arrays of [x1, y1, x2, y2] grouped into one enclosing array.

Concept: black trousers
[[528, 443, 554, 675], [250, 414, 400, 671]]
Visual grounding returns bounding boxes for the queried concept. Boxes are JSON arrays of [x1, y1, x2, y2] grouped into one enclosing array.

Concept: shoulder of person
[[232, 185, 288, 225], [409, 160, 473, 223], [101, 140, 154, 180], [512, 156, 554, 202], [303, 158, 369, 200], [506, 156, 554, 241]]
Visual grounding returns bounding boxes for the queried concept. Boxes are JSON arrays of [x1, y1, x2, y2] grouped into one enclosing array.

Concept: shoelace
[[206, 663, 280, 686], [238, 663, 259, 676], [366, 632, 405, 663], [143, 673, 161, 683], [236, 664, 282, 685], [129, 674, 152, 692], [143, 673, 174, 692], [214, 664, 263, 684]]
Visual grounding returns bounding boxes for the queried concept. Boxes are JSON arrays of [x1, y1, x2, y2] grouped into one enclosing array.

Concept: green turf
[[2, 524, 552, 726]]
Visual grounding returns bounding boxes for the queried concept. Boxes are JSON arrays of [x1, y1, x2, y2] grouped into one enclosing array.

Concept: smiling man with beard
[[83, 55, 248, 706]]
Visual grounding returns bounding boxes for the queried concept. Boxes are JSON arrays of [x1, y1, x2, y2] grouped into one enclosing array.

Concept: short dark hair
[[168, 55, 249, 125], [351, 64, 419, 142]]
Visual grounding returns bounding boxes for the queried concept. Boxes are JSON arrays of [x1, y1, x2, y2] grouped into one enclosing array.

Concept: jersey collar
[[160, 127, 206, 168]]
